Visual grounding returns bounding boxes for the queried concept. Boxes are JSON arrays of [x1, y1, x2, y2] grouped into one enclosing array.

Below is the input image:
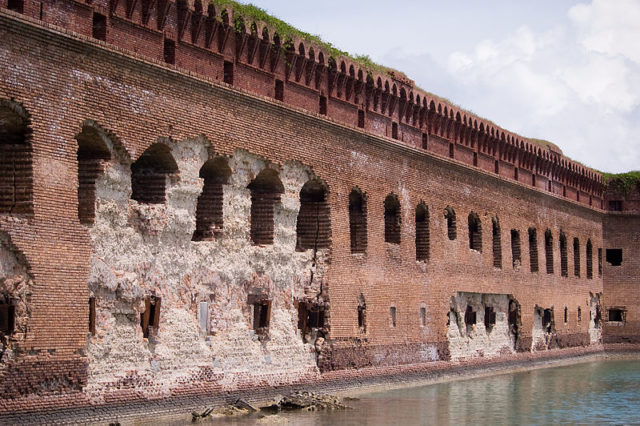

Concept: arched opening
[[545, 229, 554, 274], [384, 193, 401, 244], [573, 237, 580, 277], [560, 232, 568, 277], [247, 169, 284, 245], [76, 125, 111, 225], [586, 239, 593, 279], [192, 157, 231, 241], [529, 228, 539, 272], [296, 179, 330, 251], [131, 143, 178, 204], [445, 206, 456, 240], [415, 202, 430, 261], [492, 217, 502, 268], [0, 100, 33, 216], [511, 230, 521, 269], [349, 188, 367, 254], [468, 212, 482, 252]]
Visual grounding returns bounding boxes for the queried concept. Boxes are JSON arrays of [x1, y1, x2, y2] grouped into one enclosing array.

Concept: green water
[[210, 359, 640, 425]]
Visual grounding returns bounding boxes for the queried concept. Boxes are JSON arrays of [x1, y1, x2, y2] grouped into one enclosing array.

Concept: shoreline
[[3, 346, 639, 424]]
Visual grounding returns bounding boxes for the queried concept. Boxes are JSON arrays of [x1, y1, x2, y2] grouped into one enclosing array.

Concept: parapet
[[0, 0, 605, 206]]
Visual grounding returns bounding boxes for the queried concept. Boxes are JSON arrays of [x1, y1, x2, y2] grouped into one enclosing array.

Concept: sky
[[244, 0, 640, 173]]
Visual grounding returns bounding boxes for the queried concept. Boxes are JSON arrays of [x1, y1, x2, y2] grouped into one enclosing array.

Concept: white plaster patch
[[447, 292, 515, 362]]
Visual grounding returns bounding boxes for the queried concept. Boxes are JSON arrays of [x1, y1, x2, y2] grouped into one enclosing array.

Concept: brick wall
[[0, 1, 633, 413]]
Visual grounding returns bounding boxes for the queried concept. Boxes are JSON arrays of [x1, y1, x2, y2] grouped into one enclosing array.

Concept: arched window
[[560, 232, 568, 277], [384, 193, 401, 244], [415, 202, 430, 261], [529, 228, 539, 273], [573, 237, 580, 277], [511, 230, 521, 269], [76, 125, 111, 225], [296, 179, 330, 251], [492, 217, 502, 268], [0, 100, 32, 216], [192, 157, 231, 241], [545, 229, 554, 274], [586, 239, 593, 279], [468, 212, 482, 252], [248, 169, 284, 245], [349, 188, 367, 254], [131, 143, 178, 204], [445, 206, 456, 240]]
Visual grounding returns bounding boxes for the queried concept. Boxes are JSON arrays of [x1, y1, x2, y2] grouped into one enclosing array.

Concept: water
[[205, 360, 640, 425]]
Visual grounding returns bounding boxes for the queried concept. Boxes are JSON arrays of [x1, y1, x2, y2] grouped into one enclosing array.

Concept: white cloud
[[569, 0, 640, 64], [437, 1, 640, 172]]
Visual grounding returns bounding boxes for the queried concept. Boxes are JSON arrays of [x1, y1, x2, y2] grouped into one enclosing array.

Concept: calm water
[[206, 360, 640, 425]]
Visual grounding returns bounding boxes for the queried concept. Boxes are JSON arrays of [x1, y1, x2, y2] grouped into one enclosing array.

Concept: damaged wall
[[447, 293, 517, 361], [85, 145, 329, 401], [0, 7, 613, 411]]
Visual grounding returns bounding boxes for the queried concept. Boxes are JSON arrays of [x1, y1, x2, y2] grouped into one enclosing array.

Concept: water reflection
[[206, 360, 640, 425]]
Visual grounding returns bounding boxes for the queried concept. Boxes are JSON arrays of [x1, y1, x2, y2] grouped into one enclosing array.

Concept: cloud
[[435, 0, 640, 173], [569, 0, 640, 64]]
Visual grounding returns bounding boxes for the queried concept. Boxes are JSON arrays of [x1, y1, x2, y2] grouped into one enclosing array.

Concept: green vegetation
[[526, 138, 561, 152], [602, 171, 640, 195], [210, 0, 348, 58]]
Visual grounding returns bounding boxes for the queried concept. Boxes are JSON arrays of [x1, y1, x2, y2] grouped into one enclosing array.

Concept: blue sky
[[245, 0, 640, 173]]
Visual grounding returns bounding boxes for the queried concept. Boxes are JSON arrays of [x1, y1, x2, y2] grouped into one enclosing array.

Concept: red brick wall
[[0, 1, 629, 409]]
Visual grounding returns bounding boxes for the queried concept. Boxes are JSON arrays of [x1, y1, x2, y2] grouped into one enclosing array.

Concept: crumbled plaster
[[85, 139, 328, 402], [0, 233, 32, 368], [447, 292, 515, 361], [589, 292, 602, 344], [532, 306, 556, 351]]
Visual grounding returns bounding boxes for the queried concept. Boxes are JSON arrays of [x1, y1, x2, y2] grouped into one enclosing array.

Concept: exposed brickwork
[[602, 184, 640, 344], [0, 1, 635, 417]]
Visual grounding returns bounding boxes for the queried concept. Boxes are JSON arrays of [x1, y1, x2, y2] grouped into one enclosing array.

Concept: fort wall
[[0, 1, 635, 417]]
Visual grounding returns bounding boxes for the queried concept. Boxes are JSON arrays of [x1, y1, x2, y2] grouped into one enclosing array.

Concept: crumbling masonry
[[0, 0, 638, 416]]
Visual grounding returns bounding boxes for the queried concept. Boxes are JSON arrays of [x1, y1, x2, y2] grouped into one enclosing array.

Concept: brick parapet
[[0, 0, 604, 206]]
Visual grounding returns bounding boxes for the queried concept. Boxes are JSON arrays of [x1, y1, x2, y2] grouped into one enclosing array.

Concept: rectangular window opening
[[0, 299, 16, 335], [542, 309, 553, 333], [420, 307, 426, 327], [608, 200, 623, 211], [274, 79, 284, 101], [319, 95, 327, 115], [140, 296, 161, 338], [608, 308, 625, 322], [358, 304, 366, 332], [357, 110, 365, 128], [484, 306, 496, 332], [223, 61, 234, 85], [390, 306, 396, 328], [89, 297, 96, 336], [392, 122, 398, 140], [449, 144, 455, 158], [606, 248, 622, 266], [422, 133, 428, 150], [92, 12, 107, 41], [253, 300, 271, 333], [163, 39, 175, 64], [7, 0, 24, 13]]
